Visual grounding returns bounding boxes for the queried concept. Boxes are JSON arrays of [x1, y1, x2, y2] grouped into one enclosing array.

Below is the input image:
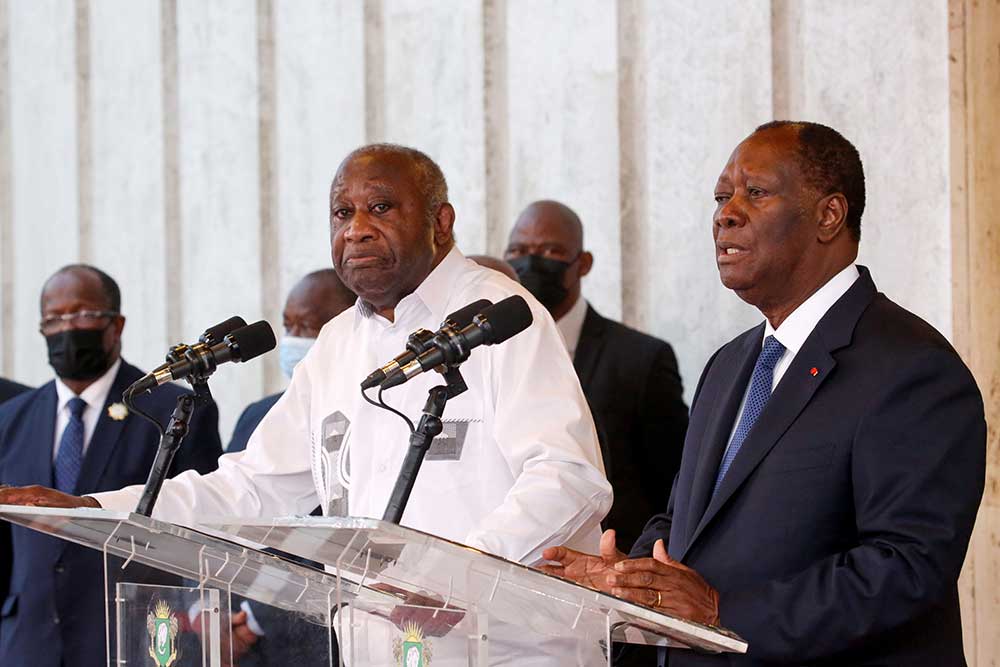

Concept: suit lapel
[[573, 305, 606, 390], [74, 363, 135, 494], [683, 326, 762, 550], [24, 383, 58, 488], [681, 267, 879, 560]]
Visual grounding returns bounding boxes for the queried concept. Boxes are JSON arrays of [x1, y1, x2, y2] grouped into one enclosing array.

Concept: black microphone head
[[444, 299, 492, 328], [474, 295, 533, 344], [225, 320, 276, 362], [200, 316, 248, 344]]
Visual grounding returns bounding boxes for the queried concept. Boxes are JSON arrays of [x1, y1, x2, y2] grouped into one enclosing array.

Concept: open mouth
[[717, 244, 748, 261]]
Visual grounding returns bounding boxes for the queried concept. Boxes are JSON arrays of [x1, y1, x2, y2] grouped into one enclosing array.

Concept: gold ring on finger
[[655, 590, 662, 608]]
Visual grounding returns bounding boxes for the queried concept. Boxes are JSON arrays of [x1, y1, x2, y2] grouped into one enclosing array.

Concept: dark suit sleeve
[[170, 398, 223, 476], [717, 347, 986, 661], [637, 343, 688, 516]]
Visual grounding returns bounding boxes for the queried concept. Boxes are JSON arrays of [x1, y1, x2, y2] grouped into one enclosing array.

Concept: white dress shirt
[[722, 263, 860, 456], [555, 294, 588, 359], [52, 358, 122, 460], [94, 248, 611, 565]]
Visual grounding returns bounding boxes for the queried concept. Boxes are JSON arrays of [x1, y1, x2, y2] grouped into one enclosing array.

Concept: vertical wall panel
[[775, 0, 952, 337], [0, 0, 12, 375], [176, 0, 261, 439], [88, 0, 169, 372], [625, 0, 772, 399], [273, 0, 365, 309], [505, 0, 622, 319], [380, 0, 488, 254], [8, 0, 79, 385]]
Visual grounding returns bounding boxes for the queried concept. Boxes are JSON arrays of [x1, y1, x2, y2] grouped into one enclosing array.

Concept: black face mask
[[46, 328, 112, 381], [508, 255, 573, 310]]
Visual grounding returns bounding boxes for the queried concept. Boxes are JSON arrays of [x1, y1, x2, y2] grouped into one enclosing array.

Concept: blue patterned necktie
[[713, 335, 786, 496], [54, 397, 87, 493]]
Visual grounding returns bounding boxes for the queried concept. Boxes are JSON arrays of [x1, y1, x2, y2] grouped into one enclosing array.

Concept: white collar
[[556, 295, 588, 358], [355, 246, 465, 326], [55, 357, 123, 414], [765, 263, 860, 354]]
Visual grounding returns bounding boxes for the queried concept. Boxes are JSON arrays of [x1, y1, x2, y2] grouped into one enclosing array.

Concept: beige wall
[[951, 0, 1000, 663], [0, 2, 991, 660]]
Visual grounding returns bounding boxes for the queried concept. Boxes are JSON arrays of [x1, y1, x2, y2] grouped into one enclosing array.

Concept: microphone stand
[[129, 371, 212, 518], [382, 368, 467, 524], [134, 392, 195, 517]]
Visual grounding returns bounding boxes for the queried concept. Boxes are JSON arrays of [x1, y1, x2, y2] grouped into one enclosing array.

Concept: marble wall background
[[0, 0, 951, 448]]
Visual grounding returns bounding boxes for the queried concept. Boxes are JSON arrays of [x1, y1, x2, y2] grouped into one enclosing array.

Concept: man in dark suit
[[542, 122, 986, 665], [227, 268, 356, 454], [0, 264, 222, 667], [505, 200, 689, 553], [0, 379, 29, 405]]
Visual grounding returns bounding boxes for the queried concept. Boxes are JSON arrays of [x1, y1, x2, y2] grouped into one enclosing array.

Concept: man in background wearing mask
[[0, 264, 222, 667], [505, 201, 689, 554], [226, 268, 356, 454]]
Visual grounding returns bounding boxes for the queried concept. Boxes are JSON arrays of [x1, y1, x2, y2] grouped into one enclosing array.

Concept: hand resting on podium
[[540, 529, 720, 627], [0, 484, 101, 509]]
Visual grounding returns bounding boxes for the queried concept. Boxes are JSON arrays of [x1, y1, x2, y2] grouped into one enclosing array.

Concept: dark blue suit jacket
[[226, 392, 282, 453], [0, 379, 29, 405], [0, 360, 222, 667], [631, 268, 986, 666]]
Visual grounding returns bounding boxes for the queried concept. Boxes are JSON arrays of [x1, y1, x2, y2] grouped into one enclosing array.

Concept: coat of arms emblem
[[393, 621, 432, 666], [146, 599, 179, 667]]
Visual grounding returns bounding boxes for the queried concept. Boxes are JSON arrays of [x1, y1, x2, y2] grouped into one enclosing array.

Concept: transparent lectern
[[0, 506, 746, 666]]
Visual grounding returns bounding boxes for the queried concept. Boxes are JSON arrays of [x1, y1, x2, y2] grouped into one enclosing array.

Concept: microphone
[[360, 299, 492, 390], [382, 295, 532, 390], [129, 320, 276, 395], [156, 316, 248, 371]]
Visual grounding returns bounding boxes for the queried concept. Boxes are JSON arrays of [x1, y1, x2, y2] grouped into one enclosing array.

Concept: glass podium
[[0, 506, 746, 665]]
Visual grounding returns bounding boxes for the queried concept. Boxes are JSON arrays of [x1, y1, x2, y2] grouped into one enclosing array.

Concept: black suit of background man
[[0, 265, 222, 667], [505, 199, 689, 553], [542, 122, 986, 667]]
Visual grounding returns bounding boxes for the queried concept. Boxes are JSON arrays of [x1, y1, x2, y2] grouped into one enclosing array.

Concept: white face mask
[[279, 335, 315, 379]]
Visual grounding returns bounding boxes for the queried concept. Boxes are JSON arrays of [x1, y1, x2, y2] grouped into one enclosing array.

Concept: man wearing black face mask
[[0, 264, 222, 667], [505, 201, 689, 554]]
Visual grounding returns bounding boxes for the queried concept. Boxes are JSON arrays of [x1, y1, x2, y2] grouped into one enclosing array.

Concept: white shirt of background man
[[555, 293, 588, 359], [52, 358, 122, 461]]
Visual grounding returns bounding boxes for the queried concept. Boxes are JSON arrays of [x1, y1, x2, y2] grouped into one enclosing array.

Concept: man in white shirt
[[1, 146, 612, 664], [540, 122, 986, 666]]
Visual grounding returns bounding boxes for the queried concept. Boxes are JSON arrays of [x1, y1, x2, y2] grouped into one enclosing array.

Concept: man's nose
[[343, 212, 377, 242], [714, 198, 746, 229]]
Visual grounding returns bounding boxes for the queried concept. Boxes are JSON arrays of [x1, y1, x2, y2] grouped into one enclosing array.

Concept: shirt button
[[54, 565, 65, 574], [53, 615, 60, 625]]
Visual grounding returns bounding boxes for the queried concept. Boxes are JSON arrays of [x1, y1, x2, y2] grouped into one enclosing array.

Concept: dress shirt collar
[[355, 245, 466, 327], [55, 357, 122, 414], [556, 295, 588, 358], [764, 263, 860, 355]]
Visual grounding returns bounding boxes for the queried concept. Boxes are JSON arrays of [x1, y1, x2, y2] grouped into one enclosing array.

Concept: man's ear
[[816, 193, 849, 244], [434, 203, 456, 246], [578, 251, 594, 278]]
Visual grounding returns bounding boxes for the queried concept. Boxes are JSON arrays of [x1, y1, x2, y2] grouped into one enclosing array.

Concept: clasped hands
[[539, 529, 720, 627]]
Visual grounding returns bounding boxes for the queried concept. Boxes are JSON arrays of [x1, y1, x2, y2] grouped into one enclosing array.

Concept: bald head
[[509, 200, 584, 256], [504, 200, 592, 319], [283, 269, 356, 338]]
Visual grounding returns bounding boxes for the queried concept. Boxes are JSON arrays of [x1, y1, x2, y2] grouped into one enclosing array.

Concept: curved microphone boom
[[361, 299, 492, 390], [382, 295, 533, 390], [128, 320, 276, 395]]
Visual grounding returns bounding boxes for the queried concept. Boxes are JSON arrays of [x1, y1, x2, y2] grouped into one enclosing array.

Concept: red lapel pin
[[810, 367, 819, 377]]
